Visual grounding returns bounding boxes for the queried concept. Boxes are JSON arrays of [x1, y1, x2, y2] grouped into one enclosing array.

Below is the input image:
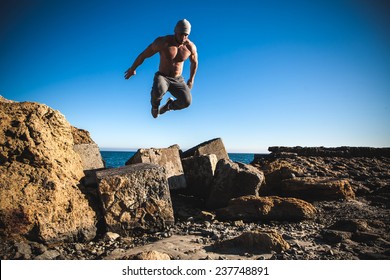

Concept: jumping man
[[124, 19, 198, 118]]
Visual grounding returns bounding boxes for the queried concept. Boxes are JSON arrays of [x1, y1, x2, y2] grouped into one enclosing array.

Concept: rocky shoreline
[[1, 97, 389, 260]]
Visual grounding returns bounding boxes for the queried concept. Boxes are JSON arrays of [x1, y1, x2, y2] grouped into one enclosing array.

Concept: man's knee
[[182, 94, 192, 108], [175, 94, 191, 109]]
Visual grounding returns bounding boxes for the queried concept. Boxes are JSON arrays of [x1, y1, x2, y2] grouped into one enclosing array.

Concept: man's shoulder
[[154, 35, 173, 43], [185, 39, 197, 52]]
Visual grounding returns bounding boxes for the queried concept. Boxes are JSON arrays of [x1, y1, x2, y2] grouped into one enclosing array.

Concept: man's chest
[[162, 45, 191, 62]]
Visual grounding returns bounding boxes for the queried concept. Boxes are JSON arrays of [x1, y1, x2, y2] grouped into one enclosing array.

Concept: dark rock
[[329, 219, 369, 232], [351, 231, 381, 243], [206, 159, 265, 209], [321, 229, 352, 244], [181, 154, 218, 198]]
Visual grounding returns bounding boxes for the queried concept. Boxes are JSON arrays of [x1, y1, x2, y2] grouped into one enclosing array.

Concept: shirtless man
[[124, 19, 198, 118]]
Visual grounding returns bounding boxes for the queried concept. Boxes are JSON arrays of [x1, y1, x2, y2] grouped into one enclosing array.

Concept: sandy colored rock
[[128, 250, 171, 260], [0, 99, 97, 243], [215, 230, 290, 253], [216, 195, 317, 221], [71, 126, 95, 144], [282, 177, 355, 201], [97, 164, 174, 235]]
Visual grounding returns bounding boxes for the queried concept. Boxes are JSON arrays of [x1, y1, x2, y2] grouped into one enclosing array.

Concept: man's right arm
[[124, 38, 160, 79]]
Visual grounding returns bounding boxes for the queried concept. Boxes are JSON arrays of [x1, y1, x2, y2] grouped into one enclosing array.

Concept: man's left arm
[[187, 43, 198, 89]]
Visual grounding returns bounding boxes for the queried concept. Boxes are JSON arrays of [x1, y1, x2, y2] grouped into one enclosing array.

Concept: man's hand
[[124, 68, 136, 79], [187, 79, 194, 89]]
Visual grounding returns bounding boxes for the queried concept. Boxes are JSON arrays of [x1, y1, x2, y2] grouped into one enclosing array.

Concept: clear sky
[[1, 0, 389, 153]]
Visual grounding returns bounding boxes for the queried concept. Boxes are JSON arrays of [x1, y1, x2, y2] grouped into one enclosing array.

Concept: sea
[[100, 151, 256, 168]]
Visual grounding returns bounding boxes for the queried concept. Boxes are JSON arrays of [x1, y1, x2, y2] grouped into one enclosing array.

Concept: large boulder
[[125, 146, 186, 190], [182, 138, 229, 161], [96, 164, 174, 235], [181, 154, 218, 198], [216, 195, 317, 222], [206, 159, 265, 209], [0, 98, 97, 243]]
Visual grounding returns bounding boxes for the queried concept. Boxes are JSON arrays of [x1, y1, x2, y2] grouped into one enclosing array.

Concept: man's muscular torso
[[154, 35, 195, 77]]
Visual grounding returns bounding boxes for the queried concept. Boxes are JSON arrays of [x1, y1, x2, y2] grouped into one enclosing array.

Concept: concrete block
[[96, 164, 174, 235]]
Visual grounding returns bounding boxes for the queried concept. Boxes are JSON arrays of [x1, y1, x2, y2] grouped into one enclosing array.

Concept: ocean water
[[100, 151, 255, 168]]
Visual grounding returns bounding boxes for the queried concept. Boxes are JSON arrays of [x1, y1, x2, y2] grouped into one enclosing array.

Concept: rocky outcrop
[[281, 177, 355, 201], [181, 138, 229, 161], [267, 146, 390, 158], [126, 146, 186, 190], [0, 99, 97, 243], [96, 164, 174, 235], [216, 195, 317, 222], [252, 151, 388, 200], [206, 159, 265, 209]]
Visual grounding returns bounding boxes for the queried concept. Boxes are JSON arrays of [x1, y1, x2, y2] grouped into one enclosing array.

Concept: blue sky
[[1, 0, 389, 153]]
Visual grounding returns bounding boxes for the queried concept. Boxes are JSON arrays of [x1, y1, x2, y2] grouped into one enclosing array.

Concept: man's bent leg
[[168, 76, 192, 110]]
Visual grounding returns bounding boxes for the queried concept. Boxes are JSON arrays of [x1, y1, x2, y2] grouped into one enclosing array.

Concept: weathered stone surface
[[128, 250, 171, 260], [206, 159, 264, 209], [96, 164, 174, 235], [253, 155, 357, 200], [268, 146, 390, 158], [257, 159, 303, 195], [216, 195, 317, 222], [282, 177, 355, 201], [73, 143, 104, 171], [72, 125, 104, 172], [71, 126, 95, 145], [0, 99, 97, 243], [103, 232, 120, 242], [215, 230, 290, 253], [126, 146, 186, 190], [182, 154, 218, 198], [182, 138, 229, 161]]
